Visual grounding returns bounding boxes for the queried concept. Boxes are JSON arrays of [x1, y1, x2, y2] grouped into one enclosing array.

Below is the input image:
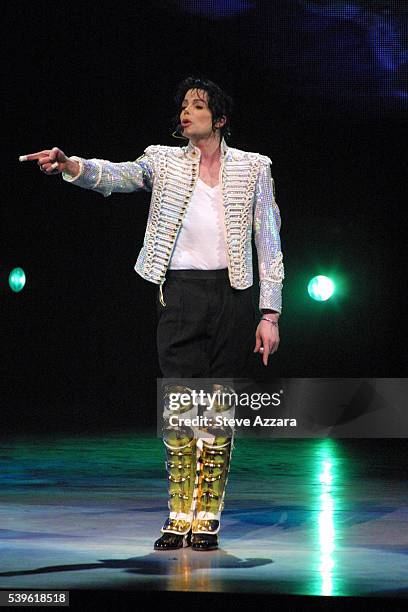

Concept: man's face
[[180, 88, 223, 140]]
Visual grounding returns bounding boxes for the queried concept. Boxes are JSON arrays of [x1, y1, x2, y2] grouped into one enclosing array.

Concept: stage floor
[[0, 433, 407, 599]]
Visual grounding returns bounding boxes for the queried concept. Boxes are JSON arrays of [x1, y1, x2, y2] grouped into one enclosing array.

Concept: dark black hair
[[171, 76, 233, 141]]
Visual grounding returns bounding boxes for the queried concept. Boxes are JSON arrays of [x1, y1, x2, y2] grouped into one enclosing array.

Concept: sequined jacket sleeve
[[253, 158, 284, 313], [61, 148, 156, 196]]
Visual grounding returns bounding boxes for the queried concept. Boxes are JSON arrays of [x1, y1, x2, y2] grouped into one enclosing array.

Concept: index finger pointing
[[263, 347, 270, 366], [19, 150, 50, 162]]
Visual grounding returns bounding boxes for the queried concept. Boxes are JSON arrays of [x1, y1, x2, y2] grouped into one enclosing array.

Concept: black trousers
[[156, 269, 257, 378]]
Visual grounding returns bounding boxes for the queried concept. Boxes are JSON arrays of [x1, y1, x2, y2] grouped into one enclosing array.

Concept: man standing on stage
[[19, 76, 284, 550]]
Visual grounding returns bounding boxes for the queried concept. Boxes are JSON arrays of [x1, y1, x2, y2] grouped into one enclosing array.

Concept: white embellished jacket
[[63, 138, 284, 312]]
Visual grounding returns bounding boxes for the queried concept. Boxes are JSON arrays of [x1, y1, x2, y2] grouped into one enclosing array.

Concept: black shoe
[[191, 533, 219, 551], [154, 530, 192, 550]]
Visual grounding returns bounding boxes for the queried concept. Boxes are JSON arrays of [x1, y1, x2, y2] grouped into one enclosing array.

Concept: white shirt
[[169, 177, 228, 270]]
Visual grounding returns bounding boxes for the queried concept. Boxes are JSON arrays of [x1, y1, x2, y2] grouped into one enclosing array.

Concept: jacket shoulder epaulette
[[229, 147, 272, 165], [144, 144, 184, 157], [248, 151, 272, 165], [258, 153, 272, 165]]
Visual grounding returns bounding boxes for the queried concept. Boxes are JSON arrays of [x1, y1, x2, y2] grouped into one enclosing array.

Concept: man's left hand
[[254, 320, 280, 366]]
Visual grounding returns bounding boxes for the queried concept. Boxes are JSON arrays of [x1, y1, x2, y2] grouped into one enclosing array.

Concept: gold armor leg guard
[[192, 435, 233, 536], [192, 384, 235, 537], [161, 385, 197, 536]]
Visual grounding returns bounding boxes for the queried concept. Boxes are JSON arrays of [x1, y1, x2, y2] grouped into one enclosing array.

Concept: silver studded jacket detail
[[63, 138, 284, 312]]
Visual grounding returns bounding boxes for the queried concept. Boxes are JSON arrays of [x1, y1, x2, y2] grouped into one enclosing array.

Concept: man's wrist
[[261, 309, 279, 320], [61, 156, 82, 181], [64, 158, 81, 178]]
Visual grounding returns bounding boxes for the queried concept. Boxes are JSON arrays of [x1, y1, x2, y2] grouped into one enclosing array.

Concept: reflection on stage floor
[[0, 434, 407, 600]]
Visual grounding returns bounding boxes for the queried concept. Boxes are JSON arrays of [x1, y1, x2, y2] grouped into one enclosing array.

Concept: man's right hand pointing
[[19, 147, 79, 177]]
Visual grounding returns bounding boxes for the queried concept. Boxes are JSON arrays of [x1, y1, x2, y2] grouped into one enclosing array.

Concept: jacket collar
[[186, 137, 229, 160]]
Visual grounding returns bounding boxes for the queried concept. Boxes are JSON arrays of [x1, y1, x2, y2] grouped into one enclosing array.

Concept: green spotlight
[[308, 275, 334, 302], [9, 267, 26, 293]]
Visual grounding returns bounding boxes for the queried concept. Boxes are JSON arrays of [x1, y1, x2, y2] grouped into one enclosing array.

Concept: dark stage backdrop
[[2, 1, 407, 433]]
